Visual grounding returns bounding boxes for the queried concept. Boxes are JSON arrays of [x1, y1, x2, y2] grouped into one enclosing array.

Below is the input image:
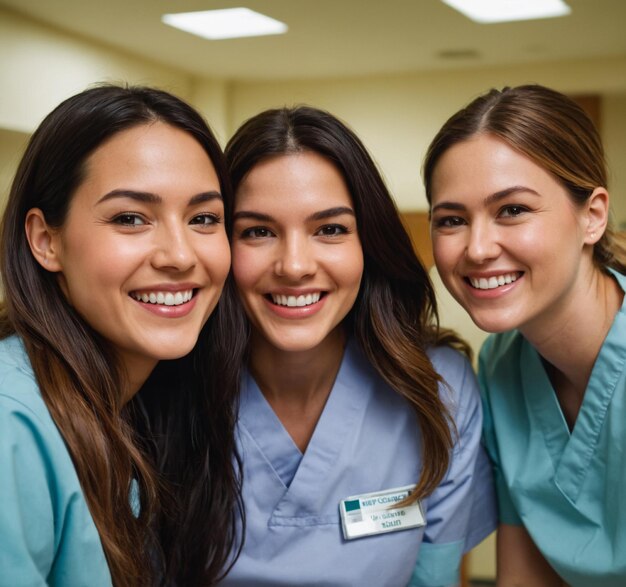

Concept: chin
[[153, 342, 197, 361], [268, 333, 326, 354], [468, 313, 519, 334]]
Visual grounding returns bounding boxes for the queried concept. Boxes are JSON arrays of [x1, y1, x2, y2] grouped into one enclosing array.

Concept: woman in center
[[223, 106, 495, 586]]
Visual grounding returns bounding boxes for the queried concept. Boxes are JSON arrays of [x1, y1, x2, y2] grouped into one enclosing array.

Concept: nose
[[151, 221, 196, 272], [465, 221, 501, 264], [274, 233, 316, 280]]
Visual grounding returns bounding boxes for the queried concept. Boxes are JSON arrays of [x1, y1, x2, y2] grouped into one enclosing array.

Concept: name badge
[[339, 485, 425, 540]]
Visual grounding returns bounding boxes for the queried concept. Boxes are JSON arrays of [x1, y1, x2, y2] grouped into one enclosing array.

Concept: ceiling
[[2, 0, 626, 81]]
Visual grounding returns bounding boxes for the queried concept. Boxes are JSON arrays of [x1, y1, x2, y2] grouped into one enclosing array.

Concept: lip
[[462, 271, 523, 299], [464, 270, 521, 280], [130, 282, 201, 293], [129, 282, 202, 318], [268, 288, 325, 296], [263, 290, 327, 319]]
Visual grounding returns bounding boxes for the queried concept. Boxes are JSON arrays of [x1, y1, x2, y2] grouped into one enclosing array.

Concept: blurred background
[[1, 1, 625, 583]]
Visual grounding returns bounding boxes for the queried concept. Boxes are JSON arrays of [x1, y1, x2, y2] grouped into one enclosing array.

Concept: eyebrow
[[97, 189, 222, 206], [233, 206, 355, 223], [431, 186, 540, 213]]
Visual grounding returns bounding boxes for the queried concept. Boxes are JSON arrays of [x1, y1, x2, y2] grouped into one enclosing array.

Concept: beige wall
[[228, 59, 626, 225], [0, 8, 192, 133], [2, 4, 625, 223], [0, 129, 29, 209], [0, 6, 231, 200], [605, 95, 626, 227]]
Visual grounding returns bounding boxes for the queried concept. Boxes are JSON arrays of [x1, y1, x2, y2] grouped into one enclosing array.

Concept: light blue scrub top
[[479, 269, 626, 587], [225, 340, 496, 587], [0, 335, 112, 587]]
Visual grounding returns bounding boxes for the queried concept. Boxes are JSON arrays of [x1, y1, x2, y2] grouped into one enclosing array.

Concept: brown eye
[[112, 213, 145, 226], [242, 227, 274, 238], [190, 213, 219, 226], [435, 216, 465, 228], [500, 205, 528, 218], [316, 224, 347, 236]]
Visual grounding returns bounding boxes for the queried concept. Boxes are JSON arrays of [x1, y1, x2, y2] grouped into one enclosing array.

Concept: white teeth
[[271, 292, 321, 307], [131, 289, 193, 306], [470, 273, 520, 290]]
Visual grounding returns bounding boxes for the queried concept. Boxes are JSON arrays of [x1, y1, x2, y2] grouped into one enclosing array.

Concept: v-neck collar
[[522, 268, 626, 503], [238, 339, 377, 521], [239, 369, 303, 487]]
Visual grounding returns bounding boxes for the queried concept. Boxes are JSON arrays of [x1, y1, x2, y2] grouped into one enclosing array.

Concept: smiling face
[[43, 122, 230, 382], [231, 151, 364, 354], [430, 133, 594, 336]]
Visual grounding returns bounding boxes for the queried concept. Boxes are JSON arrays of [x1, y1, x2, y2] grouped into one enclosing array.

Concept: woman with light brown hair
[[222, 105, 496, 586], [425, 84, 626, 586]]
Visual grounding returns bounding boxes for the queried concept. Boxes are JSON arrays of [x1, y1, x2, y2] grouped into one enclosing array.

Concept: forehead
[[430, 134, 561, 203], [235, 151, 353, 212], [83, 122, 215, 182]]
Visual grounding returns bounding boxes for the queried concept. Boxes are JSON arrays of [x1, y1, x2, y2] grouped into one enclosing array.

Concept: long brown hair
[[423, 84, 626, 274], [0, 85, 244, 585], [225, 105, 468, 500]]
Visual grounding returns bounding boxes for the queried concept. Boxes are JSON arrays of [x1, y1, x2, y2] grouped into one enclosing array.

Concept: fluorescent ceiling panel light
[[162, 8, 288, 40], [441, 0, 571, 23]]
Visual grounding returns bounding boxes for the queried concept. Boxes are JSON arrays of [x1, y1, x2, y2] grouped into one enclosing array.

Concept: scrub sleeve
[[0, 335, 112, 587]]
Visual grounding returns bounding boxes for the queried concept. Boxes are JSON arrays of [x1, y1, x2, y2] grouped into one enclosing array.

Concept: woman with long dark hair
[[222, 105, 496, 586], [0, 84, 243, 586], [425, 84, 626, 586]]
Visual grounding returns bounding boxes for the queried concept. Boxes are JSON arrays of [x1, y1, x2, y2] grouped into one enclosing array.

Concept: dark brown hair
[[225, 105, 469, 500], [0, 84, 244, 585], [423, 84, 626, 273]]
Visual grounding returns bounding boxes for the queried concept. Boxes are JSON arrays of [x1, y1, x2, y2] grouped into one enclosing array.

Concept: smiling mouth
[[467, 272, 522, 290], [130, 289, 195, 306], [268, 292, 324, 307]]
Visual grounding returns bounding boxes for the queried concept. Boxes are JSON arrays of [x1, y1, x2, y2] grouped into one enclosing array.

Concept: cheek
[[431, 234, 460, 270], [199, 234, 231, 283], [232, 245, 263, 293], [335, 244, 364, 291], [511, 225, 560, 263]]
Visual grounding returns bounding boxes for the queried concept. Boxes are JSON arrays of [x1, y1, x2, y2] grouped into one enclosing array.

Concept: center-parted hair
[[226, 105, 469, 500], [1, 84, 244, 586]]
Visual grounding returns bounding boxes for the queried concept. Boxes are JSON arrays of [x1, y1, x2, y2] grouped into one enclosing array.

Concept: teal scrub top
[[479, 269, 626, 587], [0, 335, 112, 586]]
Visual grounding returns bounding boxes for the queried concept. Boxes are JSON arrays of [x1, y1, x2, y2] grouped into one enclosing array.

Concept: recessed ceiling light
[[162, 8, 288, 40], [441, 0, 571, 23]]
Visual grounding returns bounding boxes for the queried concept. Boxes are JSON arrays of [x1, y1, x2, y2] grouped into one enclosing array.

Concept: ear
[[25, 208, 63, 272], [582, 187, 610, 245]]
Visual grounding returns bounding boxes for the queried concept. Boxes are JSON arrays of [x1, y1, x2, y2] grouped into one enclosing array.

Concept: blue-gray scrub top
[[224, 340, 496, 587], [0, 335, 112, 586], [480, 269, 626, 586]]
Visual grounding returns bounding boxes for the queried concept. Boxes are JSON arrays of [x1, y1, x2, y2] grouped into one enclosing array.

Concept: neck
[[119, 354, 158, 405], [521, 266, 622, 422], [248, 327, 347, 452], [249, 327, 347, 405]]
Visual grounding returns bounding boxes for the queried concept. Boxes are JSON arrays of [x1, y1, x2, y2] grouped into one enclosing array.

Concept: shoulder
[[427, 345, 474, 399], [479, 330, 524, 381], [0, 335, 55, 429], [427, 345, 478, 423], [0, 334, 37, 385], [0, 335, 69, 467]]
